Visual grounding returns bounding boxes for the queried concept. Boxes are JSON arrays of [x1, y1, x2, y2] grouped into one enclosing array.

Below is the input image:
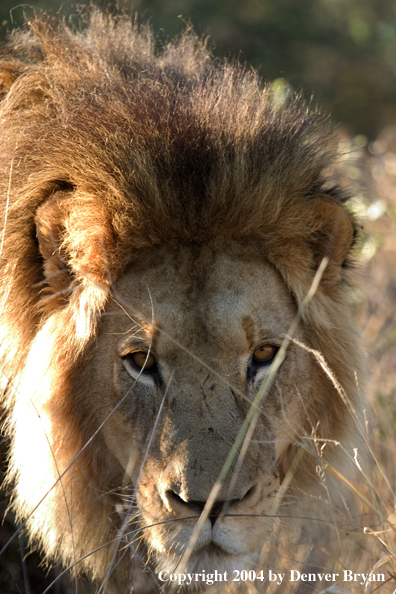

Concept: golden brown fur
[[0, 10, 366, 593]]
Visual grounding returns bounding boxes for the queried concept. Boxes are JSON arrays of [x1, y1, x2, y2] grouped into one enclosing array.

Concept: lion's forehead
[[112, 243, 295, 351]]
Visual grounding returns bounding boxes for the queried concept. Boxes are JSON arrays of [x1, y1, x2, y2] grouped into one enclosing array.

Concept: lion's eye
[[253, 345, 277, 365], [125, 351, 157, 373], [247, 344, 278, 381]]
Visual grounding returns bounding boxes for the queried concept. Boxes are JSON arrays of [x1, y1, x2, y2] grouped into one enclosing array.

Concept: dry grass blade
[[0, 160, 12, 262], [170, 257, 329, 589]]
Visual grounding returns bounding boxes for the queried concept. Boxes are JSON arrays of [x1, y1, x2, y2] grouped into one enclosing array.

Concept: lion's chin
[[147, 515, 260, 585], [154, 543, 258, 581]]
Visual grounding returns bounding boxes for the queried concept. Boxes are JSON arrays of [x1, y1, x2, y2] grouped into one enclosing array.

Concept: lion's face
[[74, 241, 315, 575]]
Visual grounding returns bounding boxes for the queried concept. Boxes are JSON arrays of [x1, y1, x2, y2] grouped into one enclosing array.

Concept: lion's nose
[[165, 486, 255, 527]]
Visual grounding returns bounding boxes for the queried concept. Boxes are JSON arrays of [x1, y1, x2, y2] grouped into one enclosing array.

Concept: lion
[[0, 10, 367, 594]]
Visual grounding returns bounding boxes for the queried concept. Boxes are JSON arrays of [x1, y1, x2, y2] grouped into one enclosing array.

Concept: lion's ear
[[309, 199, 355, 287], [0, 60, 26, 100], [35, 193, 74, 305]]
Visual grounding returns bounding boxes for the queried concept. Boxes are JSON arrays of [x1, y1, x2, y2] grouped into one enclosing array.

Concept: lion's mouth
[[137, 482, 269, 569], [144, 510, 255, 562]]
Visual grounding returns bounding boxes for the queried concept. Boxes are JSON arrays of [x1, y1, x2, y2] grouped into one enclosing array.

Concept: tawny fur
[[0, 10, 367, 593]]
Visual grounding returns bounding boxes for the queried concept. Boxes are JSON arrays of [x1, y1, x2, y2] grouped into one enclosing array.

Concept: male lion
[[0, 10, 367, 594]]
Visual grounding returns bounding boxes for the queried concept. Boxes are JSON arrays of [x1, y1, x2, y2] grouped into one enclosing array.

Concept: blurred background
[[1, 1, 396, 592]]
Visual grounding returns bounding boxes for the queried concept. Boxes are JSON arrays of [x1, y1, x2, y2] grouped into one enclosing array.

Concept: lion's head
[[0, 11, 366, 593]]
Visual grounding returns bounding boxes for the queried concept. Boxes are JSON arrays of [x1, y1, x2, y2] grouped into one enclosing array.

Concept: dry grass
[[350, 128, 396, 594]]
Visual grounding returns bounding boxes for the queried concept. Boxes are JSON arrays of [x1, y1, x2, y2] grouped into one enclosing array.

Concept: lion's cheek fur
[[8, 317, 123, 579]]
